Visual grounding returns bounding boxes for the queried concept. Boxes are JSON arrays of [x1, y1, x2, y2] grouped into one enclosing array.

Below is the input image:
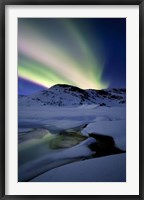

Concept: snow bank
[[31, 153, 126, 182]]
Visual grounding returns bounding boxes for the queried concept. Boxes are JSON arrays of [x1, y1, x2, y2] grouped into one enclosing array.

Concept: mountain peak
[[50, 84, 73, 89], [19, 84, 126, 107], [49, 84, 85, 92]]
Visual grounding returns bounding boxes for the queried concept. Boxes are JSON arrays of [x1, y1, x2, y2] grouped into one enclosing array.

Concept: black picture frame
[[0, 0, 143, 199]]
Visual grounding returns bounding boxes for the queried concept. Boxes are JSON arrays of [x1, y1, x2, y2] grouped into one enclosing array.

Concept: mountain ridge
[[19, 84, 126, 107]]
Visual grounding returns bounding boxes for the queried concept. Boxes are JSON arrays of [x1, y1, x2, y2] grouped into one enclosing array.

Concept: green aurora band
[[18, 19, 109, 90]]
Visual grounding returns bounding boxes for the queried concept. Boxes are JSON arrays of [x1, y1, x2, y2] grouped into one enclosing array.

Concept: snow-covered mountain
[[19, 84, 126, 107]]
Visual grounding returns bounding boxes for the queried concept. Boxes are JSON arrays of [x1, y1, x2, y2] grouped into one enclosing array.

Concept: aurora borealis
[[18, 18, 126, 95]]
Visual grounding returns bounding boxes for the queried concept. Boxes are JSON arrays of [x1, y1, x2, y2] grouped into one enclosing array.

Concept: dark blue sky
[[18, 18, 126, 95]]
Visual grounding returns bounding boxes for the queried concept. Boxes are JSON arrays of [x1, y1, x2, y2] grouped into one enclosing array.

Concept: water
[[18, 125, 125, 182], [18, 128, 87, 166]]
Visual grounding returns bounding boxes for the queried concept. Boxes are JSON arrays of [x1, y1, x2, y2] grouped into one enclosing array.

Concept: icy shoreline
[[18, 104, 126, 182]]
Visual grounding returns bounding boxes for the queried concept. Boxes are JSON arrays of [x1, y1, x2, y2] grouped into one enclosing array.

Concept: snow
[[19, 105, 125, 128], [82, 120, 126, 150], [19, 84, 126, 107], [19, 139, 93, 182], [31, 154, 126, 182], [19, 106, 126, 149], [18, 85, 126, 182]]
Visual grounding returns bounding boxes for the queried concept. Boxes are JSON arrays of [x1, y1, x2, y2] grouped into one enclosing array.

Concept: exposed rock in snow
[[19, 84, 126, 107]]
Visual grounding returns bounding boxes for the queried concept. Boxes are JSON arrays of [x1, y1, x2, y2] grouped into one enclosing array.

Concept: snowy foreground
[[31, 154, 126, 182], [18, 104, 126, 182]]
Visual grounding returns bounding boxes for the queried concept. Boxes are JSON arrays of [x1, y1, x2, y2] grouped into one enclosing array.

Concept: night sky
[[18, 18, 126, 95]]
